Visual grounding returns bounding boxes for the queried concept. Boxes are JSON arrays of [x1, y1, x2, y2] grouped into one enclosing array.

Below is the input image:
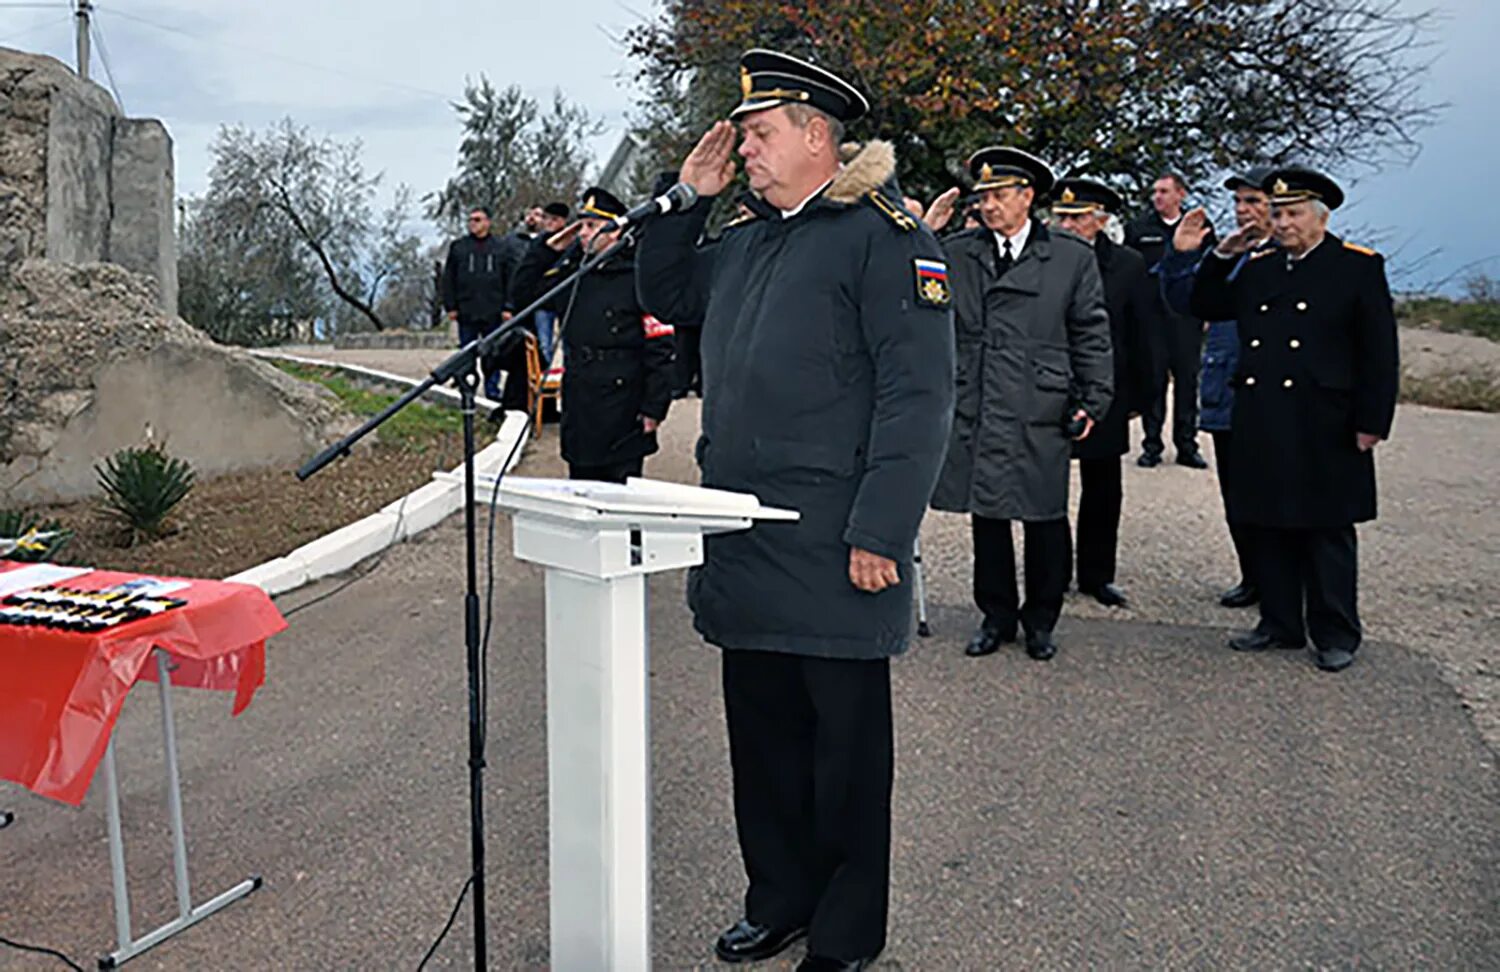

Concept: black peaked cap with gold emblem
[[731, 48, 870, 122], [577, 186, 627, 221], [1049, 177, 1123, 215], [1261, 165, 1345, 210], [967, 146, 1056, 197]]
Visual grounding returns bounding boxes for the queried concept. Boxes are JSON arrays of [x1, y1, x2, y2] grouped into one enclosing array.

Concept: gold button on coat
[[1290, 339, 1301, 349], [1296, 301, 1308, 311], [1259, 304, 1269, 313], [1250, 339, 1261, 348], [1245, 376, 1257, 386], [1283, 378, 1294, 388]]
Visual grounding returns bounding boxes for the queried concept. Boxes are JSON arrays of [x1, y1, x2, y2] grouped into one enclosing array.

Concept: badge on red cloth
[[913, 258, 951, 308], [643, 314, 675, 339]]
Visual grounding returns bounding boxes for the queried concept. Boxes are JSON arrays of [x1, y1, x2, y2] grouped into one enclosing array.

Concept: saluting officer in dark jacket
[[636, 49, 954, 972], [1050, 179, 1161, 607], [928, 147, 1112, 662], [1190, 166, 1399, 673], [510, 187, 675, 483], [1160, 167, 1275, 609]]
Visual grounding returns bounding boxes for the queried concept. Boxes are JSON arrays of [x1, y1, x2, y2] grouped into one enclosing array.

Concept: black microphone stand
[[296, 229, 635, 969]]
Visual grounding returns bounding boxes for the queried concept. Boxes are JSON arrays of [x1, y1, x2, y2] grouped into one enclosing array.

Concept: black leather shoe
[[1176, 450, 1209, 469], [1025, 630, 1057, 660], [1228, 631, 1303, 652], [1219, 583, 1260, 608], [1081, 582, 1128, 607], [797, 956, 874, 971], [965, 622, 1015, 657], [1315, 648, 1357, 672], [1136, 452, 1162, 468], [714, 919, 807, 963]]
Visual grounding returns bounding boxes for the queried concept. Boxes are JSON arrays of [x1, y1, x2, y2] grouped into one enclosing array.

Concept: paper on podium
[[466, 474, 799, 525]]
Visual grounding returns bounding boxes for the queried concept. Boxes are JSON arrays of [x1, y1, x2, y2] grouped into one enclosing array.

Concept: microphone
[[602, 183, 698, 232]]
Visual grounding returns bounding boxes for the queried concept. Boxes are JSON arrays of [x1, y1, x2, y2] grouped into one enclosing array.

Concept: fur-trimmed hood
[[827, 140, 897, 204]]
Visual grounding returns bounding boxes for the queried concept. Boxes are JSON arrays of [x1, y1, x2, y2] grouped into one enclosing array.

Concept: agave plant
[[95, 444, 196, 546], [0, 509, 73, 562]]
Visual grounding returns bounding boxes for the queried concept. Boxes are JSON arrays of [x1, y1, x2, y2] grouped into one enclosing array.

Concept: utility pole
[[74, 0, 92, 81]]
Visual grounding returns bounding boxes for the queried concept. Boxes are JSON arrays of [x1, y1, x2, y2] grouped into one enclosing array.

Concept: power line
[[98, 5, 456, 105], [89, 18, 123, 111]]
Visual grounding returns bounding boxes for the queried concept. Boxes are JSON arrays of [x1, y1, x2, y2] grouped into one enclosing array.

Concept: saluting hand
[[849, 547, 900, 593], [1214, 223, 1261, 258], [923, 187, 962, 233], [1174, 208, 1213, 253], [681, 120, 738, 198], [545, 221, 582, 252]]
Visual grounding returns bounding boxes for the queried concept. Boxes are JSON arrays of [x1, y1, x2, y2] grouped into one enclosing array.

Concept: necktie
[[998, 237, 1014, 276]]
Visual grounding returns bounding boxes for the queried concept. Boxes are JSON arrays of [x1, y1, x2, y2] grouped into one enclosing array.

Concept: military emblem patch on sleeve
[[913, 258, 951, 308]]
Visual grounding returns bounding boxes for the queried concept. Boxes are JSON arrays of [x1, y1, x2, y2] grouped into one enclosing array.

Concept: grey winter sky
[[2, 0, 1495, 292]]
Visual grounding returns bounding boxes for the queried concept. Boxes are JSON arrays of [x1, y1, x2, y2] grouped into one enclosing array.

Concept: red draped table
[[0, 561, 287, 967]]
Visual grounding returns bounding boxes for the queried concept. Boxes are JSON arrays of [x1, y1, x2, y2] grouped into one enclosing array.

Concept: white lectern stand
[[488, 476, 796, 971]]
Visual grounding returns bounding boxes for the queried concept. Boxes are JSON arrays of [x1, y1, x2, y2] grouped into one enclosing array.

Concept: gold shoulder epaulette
[[865, 191, 917, 232], [724, 211, 759, 229], [1343, 241, 1378, 257], [1249, 248, 1276, 261]]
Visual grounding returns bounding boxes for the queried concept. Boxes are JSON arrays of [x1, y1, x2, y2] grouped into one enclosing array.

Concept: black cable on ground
[[415, 876, 473, 971], [0, 934, 85, 971]]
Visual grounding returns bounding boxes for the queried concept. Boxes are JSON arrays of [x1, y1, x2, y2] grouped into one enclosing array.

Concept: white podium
[[489, 476, 797, 971]]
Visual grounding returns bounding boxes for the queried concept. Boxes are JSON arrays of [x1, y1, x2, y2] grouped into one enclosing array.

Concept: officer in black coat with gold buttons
[[1190, 166, 1399, 672], [510, 187, 676, 482]]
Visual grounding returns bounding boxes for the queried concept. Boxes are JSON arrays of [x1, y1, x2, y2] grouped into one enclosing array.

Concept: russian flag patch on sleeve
[[913, 258, 951, 308]]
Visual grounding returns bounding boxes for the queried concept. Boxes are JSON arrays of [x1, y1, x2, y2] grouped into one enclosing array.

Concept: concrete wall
[[3, 342, 342, 505], [42, 83, 115, 265], [110, 119, 177, 316]]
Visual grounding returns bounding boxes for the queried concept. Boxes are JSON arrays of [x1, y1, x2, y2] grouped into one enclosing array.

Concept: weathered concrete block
[[43, 83, 116, 265], [110, 118, 177, 315]]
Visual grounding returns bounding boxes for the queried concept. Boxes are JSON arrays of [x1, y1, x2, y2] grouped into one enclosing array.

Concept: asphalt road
[[3, 381, 1496, 970]]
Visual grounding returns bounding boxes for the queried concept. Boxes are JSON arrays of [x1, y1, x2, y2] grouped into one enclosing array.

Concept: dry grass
[[1399, 363, 1500, 413]]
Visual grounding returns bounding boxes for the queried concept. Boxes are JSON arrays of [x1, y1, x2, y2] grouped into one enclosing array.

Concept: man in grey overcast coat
[[927, 146, 1112, 662]]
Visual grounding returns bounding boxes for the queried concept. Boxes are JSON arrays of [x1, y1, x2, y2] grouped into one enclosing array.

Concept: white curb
[[224, 351, 533, 596]]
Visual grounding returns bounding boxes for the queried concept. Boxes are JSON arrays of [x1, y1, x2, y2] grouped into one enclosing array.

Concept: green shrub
[[95, 444, 196, 545], [0, 509, 73, 562]]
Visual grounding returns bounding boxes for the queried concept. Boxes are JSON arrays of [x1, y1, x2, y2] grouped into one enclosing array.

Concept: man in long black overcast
[[1188, 165, 1399, 672], [636, 49, 954, 972]]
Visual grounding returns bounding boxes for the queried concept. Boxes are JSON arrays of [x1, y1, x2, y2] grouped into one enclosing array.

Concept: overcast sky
[[2, 0, 1494, 292]]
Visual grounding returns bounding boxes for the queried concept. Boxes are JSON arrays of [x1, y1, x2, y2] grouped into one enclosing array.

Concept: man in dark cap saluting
[[926, 147, 1112, 662], [636, 48, 954, 972], [1188, 165, 1399, 672], [1050, 178, 1160, 608], [510, 186, 675, 482]]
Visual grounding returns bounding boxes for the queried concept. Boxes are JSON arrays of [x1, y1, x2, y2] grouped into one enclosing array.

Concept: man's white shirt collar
[[992, 220, 1032, 260]]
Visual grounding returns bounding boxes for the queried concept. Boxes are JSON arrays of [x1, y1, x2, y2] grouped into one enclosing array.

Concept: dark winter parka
[[441, 234, 510, 326], [929, 220, 1112, 520], [1189, 235, 1399, 528], [1073, 234, 1161, 460], [635, 141, 956, 660], [512, 236, 675, 467]]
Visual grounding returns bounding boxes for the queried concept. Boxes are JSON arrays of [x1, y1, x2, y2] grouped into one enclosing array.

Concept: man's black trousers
[[972, 515, 1070, 635], [1142, 319, 1202, 457], [1209, 430, 1257, 589], [567, 458, 643, 484], [1074, 457, 1122, 591], [721, 649, 892, 962], [1252, 524, 1361, 652]]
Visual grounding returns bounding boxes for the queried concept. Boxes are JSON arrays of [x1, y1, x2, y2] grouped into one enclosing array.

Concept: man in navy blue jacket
[[1159, 167, 1274, 608]]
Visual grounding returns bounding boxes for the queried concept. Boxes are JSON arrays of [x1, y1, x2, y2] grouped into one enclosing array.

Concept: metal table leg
[[98, 649, 261, 969]]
